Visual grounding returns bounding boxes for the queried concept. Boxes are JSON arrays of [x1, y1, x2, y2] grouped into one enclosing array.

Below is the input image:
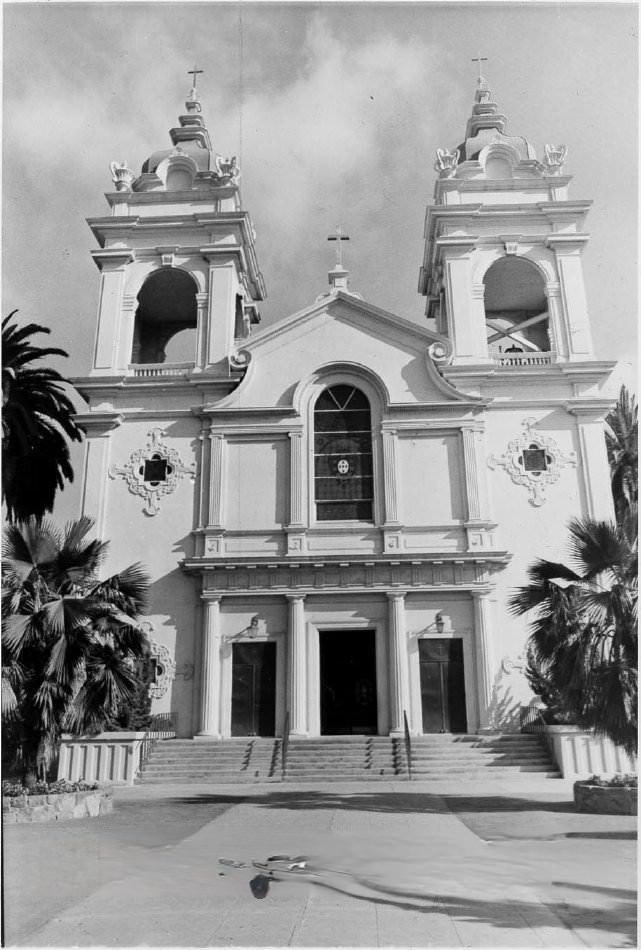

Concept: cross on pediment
[[328, 225, 350, 267]]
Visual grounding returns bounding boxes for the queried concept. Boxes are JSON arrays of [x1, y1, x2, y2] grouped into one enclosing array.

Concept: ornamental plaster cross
[[188, 65, 204, 90], [472, 55, 488, 80], [328, 225, 350, 267]]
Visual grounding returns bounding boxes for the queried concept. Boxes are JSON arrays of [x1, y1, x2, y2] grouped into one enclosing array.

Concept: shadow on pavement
[[253, 867, 637, 946], [564, 830, 637, 840], [165, 790, 578, 815]]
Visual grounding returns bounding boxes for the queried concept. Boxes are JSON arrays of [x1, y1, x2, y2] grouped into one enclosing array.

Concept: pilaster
[[207, 431, 225, 527], [91, 251, 133, 373], [197, 595, 222, 737], [387, 591, 411, 735], [204, 256, 236, 365], [567, 405, 616, 521], [287, 594, 308, 736], [76, 412, 123, 539], [461, 425, 495, 550], [287, 430, 306, 555]]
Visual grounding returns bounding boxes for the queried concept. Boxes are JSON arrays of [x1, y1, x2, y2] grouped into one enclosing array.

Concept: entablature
[[183, 551, 511, 596]]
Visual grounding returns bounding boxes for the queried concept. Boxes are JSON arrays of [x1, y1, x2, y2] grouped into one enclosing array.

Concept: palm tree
[[2, 312, 83, 523], [605, 385, 638, 527], [509, 517, 637, 756], [1, 517, 150, 782]]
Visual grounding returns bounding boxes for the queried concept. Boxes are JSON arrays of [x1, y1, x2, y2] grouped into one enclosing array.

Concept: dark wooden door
[[320, 630, 377, 735], [231, 642, 276, 736], [419, 638, 467, 733]]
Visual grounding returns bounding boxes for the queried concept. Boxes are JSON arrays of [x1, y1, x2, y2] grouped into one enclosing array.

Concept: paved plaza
[[3, 777, 636, 947]]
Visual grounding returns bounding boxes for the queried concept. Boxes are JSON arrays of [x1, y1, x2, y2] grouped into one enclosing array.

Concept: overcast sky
[[3, 1, 638, 516]]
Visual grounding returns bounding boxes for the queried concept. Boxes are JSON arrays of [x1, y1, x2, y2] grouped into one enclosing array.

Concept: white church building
[[75, 75, 615, 741]]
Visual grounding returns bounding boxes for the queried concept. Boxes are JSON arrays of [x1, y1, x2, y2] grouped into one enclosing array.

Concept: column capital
[[201, 593, 222, 604], [286, 592, 306, 603], [386, 590, 408, 601], [470, 587, 492, 600]]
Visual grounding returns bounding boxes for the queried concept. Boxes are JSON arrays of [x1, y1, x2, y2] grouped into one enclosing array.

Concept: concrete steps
[[136, 733, 560, 784]]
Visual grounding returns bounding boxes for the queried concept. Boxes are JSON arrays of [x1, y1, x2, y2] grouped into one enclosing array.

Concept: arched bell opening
[[483, 257, 550, 358], [131, 267, 198, 364]]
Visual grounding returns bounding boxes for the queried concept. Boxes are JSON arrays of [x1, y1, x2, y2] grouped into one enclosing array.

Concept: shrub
[[1, 778, 99, 797]]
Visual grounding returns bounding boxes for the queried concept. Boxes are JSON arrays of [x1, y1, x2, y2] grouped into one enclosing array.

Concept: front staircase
[[136, 733, 559, 785]]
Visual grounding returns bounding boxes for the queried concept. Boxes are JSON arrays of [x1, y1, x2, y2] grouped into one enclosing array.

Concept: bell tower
[[86, 78, 265, 382], [419, 72, 595, 369]]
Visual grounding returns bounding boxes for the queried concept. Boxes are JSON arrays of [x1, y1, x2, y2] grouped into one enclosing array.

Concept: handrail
[[281, 711, 290, 779], [403, 710, 412, 781], [139, 712, 178, 770]]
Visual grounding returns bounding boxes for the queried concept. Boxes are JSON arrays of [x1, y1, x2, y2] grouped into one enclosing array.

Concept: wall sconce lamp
[[435, 613, 445, 635]]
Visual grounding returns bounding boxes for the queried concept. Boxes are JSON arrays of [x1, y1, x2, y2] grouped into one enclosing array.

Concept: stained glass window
[[314, 385, 373, 521]]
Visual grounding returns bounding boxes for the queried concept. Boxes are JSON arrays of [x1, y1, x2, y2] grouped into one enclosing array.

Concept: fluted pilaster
[[208, 431, 225, 527], [288, 430, 304, 525], [381, 427, 399, 524]]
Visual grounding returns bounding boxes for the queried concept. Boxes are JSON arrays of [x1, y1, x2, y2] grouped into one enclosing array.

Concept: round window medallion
[[337, 459, 350, 475]]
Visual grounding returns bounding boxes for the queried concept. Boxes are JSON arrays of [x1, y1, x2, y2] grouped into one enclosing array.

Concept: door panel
[[320, 630, 377, 735], [419, 638, 467, 733], [231, 642, 276, 737]]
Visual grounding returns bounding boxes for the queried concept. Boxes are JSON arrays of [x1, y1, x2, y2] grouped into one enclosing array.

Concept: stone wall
[[2, 788, 113, 823]]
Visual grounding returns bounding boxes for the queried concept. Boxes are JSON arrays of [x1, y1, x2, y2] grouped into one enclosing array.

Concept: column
[[207, 431, 225, 527], [471, 590, 493, 731], [287, 594, 307, 736], [197, 596, 222, 737], [387, 591, 411, 735]]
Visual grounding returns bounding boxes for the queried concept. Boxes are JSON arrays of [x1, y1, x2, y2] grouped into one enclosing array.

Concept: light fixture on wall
[[435, 613, 445, 635]]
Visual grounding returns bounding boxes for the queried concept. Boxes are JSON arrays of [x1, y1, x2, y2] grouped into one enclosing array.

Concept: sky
[[2, 1, 638, 517]]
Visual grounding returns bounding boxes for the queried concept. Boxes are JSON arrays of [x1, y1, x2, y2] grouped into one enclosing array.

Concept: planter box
[[543, 726, 637, 779], [2, 788, 113, 823], [574, 781, 637, 815]]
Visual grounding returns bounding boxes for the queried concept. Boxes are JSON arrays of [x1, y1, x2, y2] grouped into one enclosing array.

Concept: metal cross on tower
[[188, 66, 204, 90], [472, 55, 488, 80], [328, 226, 350, 267]]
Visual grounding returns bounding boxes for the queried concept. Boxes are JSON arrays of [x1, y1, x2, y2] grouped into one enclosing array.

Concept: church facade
[[75, 76, 615, 740]]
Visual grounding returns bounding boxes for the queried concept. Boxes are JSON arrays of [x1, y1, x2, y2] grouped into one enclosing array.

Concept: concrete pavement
[[3, 777, 636, 947]]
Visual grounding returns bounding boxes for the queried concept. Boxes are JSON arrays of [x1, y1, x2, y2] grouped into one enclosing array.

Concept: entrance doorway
[[419, 638, 467, 733], [231, 642, 276, 736], [320, 630, 377, 735]]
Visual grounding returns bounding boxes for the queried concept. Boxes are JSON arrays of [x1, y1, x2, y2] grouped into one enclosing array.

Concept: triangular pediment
[[213, 291, 482, 411]]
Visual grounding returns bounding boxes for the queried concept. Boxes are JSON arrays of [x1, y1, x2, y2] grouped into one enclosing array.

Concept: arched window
[[483, 257, 550, 357], [131, 267, 197, 364], [314, 385, 373, 522]]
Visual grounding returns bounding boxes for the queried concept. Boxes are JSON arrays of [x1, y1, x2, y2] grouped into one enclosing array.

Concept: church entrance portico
[[319, 629, 377, 735]]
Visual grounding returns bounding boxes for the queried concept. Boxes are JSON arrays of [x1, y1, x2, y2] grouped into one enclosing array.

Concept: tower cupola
[[457, 75, 536, 163]]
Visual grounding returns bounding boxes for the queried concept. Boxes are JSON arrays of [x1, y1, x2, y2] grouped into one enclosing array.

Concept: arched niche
[[483, 256, 550, 356], [132, 267, 198, 365]]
